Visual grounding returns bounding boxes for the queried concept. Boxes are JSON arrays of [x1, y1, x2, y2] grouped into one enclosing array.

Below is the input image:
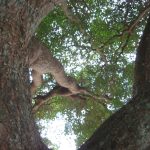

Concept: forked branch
[[28, 37, 109, 113]]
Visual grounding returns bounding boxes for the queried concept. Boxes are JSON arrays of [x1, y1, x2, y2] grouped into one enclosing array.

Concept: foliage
[[35, 0, 149, 148]]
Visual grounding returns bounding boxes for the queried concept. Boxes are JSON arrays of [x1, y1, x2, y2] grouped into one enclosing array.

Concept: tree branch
[[32, 85, 72, 113], [29, 37, 83, 94], [32, 84, 110, 113], [28, 37, 109, 112]]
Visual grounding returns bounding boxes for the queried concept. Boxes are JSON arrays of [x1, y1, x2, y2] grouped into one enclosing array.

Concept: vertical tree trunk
[[0, 0, 65, 149]]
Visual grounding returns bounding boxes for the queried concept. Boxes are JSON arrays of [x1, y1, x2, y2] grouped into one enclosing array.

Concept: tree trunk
[[0, 0, 65, 149], [78, 16, 150, 150]]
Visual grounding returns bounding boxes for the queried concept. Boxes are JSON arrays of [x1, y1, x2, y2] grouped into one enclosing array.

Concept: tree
[[1, 0, 150, 150], [0, 0, 63, 149]]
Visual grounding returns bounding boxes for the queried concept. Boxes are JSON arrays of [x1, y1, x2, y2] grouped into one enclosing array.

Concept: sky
[[40, 114, 77, 150]]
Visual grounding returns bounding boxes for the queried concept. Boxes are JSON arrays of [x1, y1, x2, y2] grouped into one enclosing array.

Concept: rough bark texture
[[78, 16, 150, 150], [0, 0, 64, 149]]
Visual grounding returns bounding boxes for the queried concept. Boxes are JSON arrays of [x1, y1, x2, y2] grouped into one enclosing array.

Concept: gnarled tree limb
[[32, 84, 109, 113], [29, 37, 83, 94], [28, 37, 109, 112]]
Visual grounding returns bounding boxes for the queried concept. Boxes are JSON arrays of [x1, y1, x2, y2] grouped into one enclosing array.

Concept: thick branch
[[29, 37, 83, 94], [32, 86, 72, 113], [32, 86, 85, 113], [28, 36, 110, 112], [25, 0, 65, 43], [133, 15, 150, 96], [32, 84, 109, 113]]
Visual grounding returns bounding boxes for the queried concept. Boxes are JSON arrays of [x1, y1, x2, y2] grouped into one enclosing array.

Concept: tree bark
[[78, 16, 150, 150], [0, 0, 64, 149]]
